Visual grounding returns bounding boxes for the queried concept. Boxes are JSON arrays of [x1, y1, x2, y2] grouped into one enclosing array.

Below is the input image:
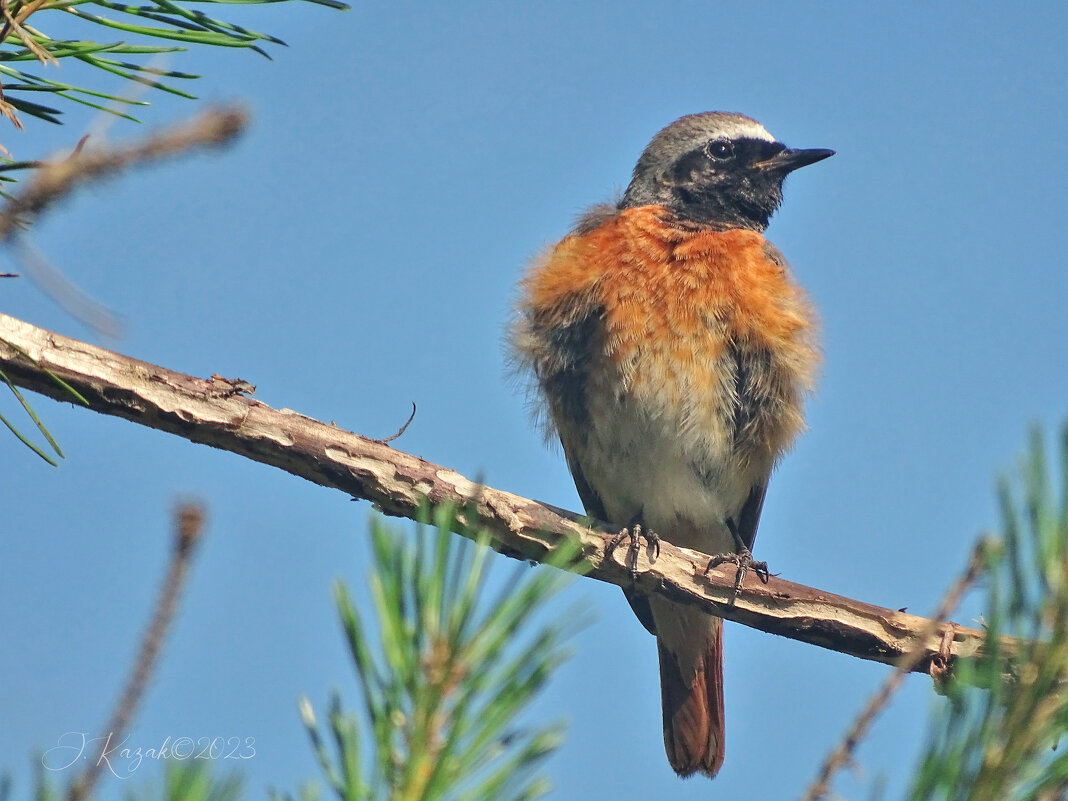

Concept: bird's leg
[[605, 513, 660, 580], [703, 519, 769, 605]]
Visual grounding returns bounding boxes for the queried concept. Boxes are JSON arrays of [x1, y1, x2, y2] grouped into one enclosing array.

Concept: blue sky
[[3, 3, 1067, 799]]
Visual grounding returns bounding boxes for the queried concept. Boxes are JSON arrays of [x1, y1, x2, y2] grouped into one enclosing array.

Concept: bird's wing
[[722, 239, 790, 552], [734, 479, 768, 553], [562, 446, 608, 522]]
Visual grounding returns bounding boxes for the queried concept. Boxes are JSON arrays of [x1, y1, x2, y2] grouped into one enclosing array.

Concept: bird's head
[[621, 112, 834, 231]]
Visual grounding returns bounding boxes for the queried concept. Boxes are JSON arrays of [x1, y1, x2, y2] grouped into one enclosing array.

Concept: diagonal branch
[[0, 310, 1000, 679], [0, 106, 247, 244]]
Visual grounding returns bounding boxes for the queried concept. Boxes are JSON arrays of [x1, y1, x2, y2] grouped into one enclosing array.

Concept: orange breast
[[525, 205, 816, 398], [520, 205, 819, 466]]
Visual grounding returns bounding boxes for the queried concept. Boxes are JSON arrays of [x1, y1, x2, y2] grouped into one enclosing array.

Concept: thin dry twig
[[67, 502, 205, 801], [0, 0, 57, 129], [0, 106, 248, 244], [15, 237, 122, 337], [0, 0, 57, 67], [0, 110, 245, 335], [0, 311, 1013, 681], [801, 540, 989, 801], [374, 401, 416, 444]]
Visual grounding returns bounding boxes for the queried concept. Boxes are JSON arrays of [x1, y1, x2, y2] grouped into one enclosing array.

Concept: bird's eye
[[706, 139, 734, 160]]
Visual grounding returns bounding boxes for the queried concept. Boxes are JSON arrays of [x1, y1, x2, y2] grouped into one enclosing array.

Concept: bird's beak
[[755, 147, 835, 173]]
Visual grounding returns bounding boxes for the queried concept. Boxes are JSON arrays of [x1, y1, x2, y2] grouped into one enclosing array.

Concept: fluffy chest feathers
[[514, 206, 817, 542]]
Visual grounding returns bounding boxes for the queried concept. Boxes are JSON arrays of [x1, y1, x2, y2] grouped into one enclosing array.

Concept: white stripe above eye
[[710, 117, 775, 143]]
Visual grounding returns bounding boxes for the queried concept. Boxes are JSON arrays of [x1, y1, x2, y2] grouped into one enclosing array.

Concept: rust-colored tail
[[657, 615, 725, 778]]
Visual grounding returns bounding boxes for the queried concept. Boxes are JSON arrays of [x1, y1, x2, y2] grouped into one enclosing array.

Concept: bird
[[511, 112, 832, 778]]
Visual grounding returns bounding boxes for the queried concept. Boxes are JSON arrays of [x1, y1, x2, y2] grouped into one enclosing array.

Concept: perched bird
[[511, 112, 831, 778]]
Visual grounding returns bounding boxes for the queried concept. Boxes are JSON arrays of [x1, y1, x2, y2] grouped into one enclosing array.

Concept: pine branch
[[0, 0, 349, 131], [0, 104, 246, 241], [288, 508, 578, 801], [0, 310, 1007, 681]]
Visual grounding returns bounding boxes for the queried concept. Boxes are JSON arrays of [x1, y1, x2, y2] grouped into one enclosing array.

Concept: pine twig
[[801, 540, 988, 801], [0, 105, 246, 243], [68, 502, 205, 801]]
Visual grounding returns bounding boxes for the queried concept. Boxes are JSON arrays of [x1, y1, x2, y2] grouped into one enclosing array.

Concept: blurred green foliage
[[907, 426, 1068, 801]]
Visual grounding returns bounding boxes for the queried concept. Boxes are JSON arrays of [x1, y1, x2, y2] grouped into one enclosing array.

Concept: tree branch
[[0, 107, 248, 245], [0, 311, 995, 679]]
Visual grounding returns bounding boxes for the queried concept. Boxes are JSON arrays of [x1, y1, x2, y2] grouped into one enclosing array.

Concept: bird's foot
[[703, 548, 769, 605], [605, 523, 660, 580]]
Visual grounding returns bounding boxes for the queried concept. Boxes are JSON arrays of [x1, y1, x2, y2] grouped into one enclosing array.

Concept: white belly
[[575, 391, 757, 556]]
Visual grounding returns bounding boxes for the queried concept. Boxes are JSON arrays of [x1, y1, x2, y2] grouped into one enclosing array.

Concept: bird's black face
[[668, 138, 784, 229], [621, 118, 834, 232]]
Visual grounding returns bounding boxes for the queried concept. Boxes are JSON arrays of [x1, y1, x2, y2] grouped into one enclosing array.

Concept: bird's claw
[[703, 547, 769, 605], [606, 523, 660, 580]]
